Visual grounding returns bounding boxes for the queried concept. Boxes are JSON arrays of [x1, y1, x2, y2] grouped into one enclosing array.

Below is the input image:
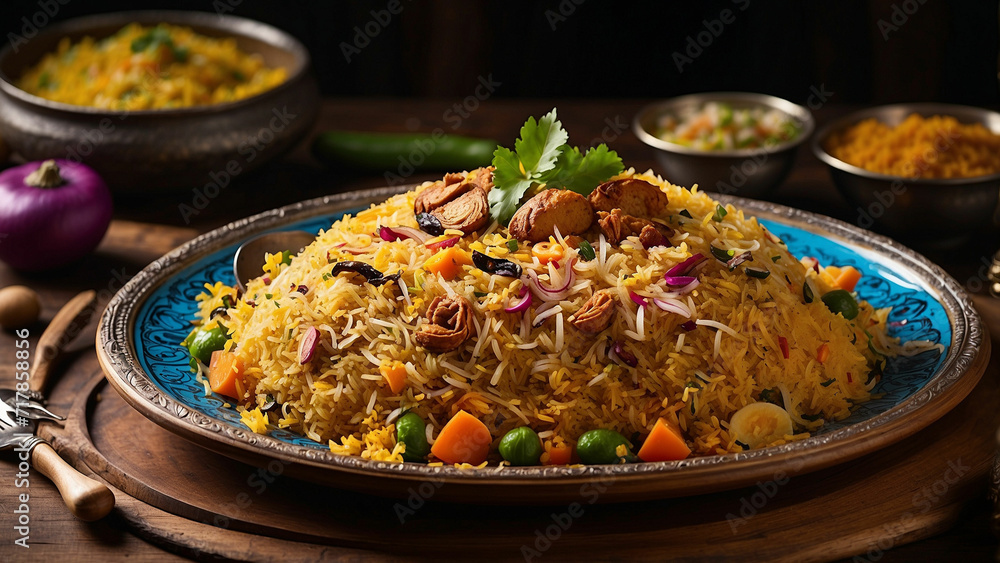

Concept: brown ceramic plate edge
[[96, 186, 988, 504]]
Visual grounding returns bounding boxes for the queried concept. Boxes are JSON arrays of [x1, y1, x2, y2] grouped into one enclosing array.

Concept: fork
[[0, 401, 115, 521]]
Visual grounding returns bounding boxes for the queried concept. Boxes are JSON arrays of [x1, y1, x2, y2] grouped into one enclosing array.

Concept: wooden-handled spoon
[[30, 290, 99, 394], [22, 290, 114, 520]]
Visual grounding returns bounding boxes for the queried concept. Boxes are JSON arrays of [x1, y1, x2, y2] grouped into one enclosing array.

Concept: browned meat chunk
[[588, 178, 669, 218], [414, 179, 473, 215], [597, 209, 674, 247], [467, 166, 495, 194], [431, 188, 490, 235], [508, 189, 594, 243], [569, 290, 617, 334], [415, 295, 473, 353]]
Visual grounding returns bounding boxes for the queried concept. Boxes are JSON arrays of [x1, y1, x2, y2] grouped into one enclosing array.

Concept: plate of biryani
[[98, 111, 987, 503]]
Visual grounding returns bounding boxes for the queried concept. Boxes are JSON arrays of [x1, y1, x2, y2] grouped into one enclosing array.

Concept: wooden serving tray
[[40, 336, 998, 562]]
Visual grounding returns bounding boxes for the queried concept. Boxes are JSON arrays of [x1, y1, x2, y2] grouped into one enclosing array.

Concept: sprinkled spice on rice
[[184, 110, 941, 467]]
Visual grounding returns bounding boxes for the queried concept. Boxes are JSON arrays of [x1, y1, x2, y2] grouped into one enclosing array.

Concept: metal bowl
[[633, 92, 814, 199], [0, 11, 319, 194], [812, 104, 1000, 246]]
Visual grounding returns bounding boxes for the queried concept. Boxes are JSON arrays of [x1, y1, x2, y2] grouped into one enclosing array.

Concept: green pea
[[576, 429, 636, 465], [499, 426, 543, 466], [187, 325, 230, 364], [396, 412, 430, 462], [822, 289, 859, 320]]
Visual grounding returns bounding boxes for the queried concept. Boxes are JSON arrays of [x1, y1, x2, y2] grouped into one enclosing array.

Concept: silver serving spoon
[[233, 230, 315, 293]]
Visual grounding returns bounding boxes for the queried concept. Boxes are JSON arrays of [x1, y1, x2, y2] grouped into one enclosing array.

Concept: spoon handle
[[32, 441, 115, 521], [29, 290, 98, 394]]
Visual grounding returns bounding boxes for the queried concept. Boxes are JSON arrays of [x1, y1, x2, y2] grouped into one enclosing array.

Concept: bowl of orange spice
[[814, 104, 1000, 245]]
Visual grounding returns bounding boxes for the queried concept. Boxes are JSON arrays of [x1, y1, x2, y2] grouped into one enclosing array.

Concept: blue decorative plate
[[97, 187, 987, 503]]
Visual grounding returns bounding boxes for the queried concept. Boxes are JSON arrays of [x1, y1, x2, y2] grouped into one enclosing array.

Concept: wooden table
[[0, 99, 997, 561]]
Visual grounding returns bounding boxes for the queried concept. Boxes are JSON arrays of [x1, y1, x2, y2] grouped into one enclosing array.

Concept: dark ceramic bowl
[[812, 104, 1000, 246], [633, 92, 814, 200], [0, 10, 319, 194]]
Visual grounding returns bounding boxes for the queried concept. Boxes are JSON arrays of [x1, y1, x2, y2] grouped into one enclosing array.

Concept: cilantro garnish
[[712, 204, 728, 222], [488, 108, 623, 224]]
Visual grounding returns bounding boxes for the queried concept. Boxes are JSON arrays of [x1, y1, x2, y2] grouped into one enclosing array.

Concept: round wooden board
[[43, 332, 997, 562]]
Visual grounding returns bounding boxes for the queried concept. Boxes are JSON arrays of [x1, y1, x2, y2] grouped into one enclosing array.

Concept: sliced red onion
[[628, 290, 647, 308], [298, 327, 320, 364], [664, 275, 697, 287], [653, 298, 691, 318], [526, 263, 576, 302], [425, 236, 460, 251], [504, 286, 533, 313], [675, 278, 700, 295], [612, 340, 638, 367], [380, 225, 431, 244], [666, 253, 705, 277]]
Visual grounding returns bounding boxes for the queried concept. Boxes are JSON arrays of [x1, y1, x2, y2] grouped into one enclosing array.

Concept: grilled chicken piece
[[597, 209, 674, 248], [431, 188, 490, 235], [588, 178, 669, 218], [415, 295, 473, 353], [569, 290, 617, 334], [508, 189, 594, 243]]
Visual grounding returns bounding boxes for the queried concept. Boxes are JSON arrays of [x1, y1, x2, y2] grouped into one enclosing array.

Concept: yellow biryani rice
[[189, 169, 927, 465], [18, 23, 286, 110], [824, 113, 1000, 178]]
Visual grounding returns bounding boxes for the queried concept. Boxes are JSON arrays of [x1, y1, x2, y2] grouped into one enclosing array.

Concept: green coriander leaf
[[712, 204, 728, 222], [506, 240, 518, 253], [514, 108, 567, 178], [543, 144, 623, 194], [489, 146, 534, 224]]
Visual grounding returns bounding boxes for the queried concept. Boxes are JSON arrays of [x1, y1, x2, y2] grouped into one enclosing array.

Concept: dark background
[[2, 0, 997, 106]]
